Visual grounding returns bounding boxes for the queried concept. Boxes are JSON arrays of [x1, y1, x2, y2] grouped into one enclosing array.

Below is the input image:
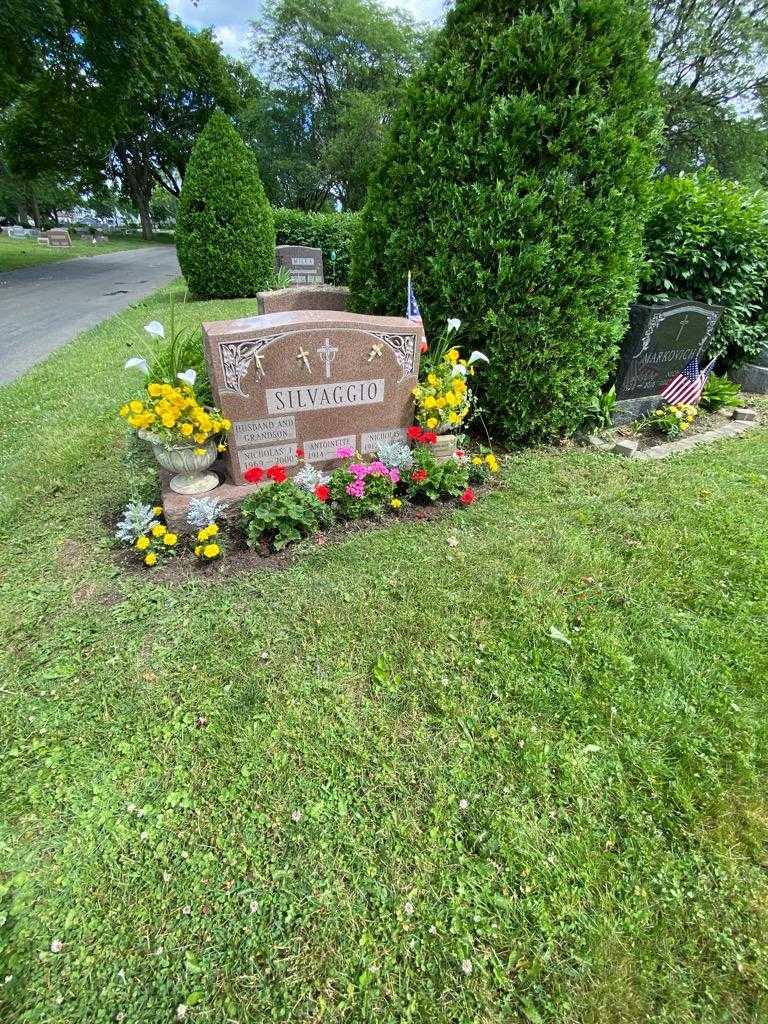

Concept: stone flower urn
[[140, 432, 220, 495]]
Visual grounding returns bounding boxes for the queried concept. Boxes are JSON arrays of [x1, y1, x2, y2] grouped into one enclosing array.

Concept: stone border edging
[[612, 415, 759, 460]]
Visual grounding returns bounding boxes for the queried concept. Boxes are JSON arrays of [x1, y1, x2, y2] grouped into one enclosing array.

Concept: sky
[[166, 0, 446, 58]]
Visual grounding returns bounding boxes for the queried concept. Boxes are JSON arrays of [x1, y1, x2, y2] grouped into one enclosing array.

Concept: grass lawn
[[1, 283, 767, 1023], [0, 233, 170, 273]]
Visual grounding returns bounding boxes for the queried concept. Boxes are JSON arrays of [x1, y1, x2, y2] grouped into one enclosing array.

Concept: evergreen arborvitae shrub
[[350, 0, 661, 442], [177, 111, 275, 299]]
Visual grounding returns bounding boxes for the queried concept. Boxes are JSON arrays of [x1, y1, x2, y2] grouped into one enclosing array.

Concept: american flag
[[406, 271, 428, 353], [660, 354, 718, 406]]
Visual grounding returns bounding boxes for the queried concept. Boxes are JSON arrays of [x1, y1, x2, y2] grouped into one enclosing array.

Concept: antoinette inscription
[[202, 310, 424, 485]]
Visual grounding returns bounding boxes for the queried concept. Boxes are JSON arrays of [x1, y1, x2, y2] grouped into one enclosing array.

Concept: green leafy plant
[[176, 111, 275, 299], [271, 266, 293, 290], [580, 386, 617, 432], [640, 173, 768, 366], [700, 372, 743, 412], [329, 459, 396, 519], [350, 0, 662, 443], [241, 482, 332, 552], [274, 208, 360, 285], [641, 402, 698, 439], [406, 441, 470, 502]]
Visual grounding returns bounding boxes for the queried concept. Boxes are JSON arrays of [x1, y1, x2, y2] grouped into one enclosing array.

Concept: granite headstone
[[613, 299, 722, 422], [203, 309, 424, 485], [47, 228, 72, 248], [276, 245, 324, 286]]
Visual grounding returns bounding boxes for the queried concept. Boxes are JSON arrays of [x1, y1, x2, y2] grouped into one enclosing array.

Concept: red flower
[[420, 340, 428, 354], [296, 447, 305, 458], [460, 488, 475, 505], [412, 469, 428, 482], [244, 466, 263, 483], [266, 464, 287, 483], [407, 426, 423, 441], [420, 431, 437, 445], [314, 484, 330, 502], [456, 449, 465, 458]]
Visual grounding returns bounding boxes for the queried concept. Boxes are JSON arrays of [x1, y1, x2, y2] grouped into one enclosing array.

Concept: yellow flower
[[448, 411, 460, 424], [472, 456, 483, 465], [198, 527, 210, 542], [179, 423, 194, 437], [435, 396, 447, 409], [152, 506, 163, 515], [144, 552, 157, 566], [163, 533, 178, 546], [446, 349, 459, 364], [427, 417, 438, 428], [193, 448, 207, 456], [135, 536, 150, 550], [485, 454, 499, 473], [217, 443, 227, 453], [680, 422, 689, 431], [151, 524, 166, 537], [203, 543, 220, 559], [194, 545, 202, 556], [221, 418, 231, 430], [119, 404, 130, 417], [129, 400, 144, 413], [161, 416, 176, 429], [391, 498, 402, 509], [194, 432, 207, 444], [423, 395, 437, 409], [427, 373, 439, 388], [147, 382, 163, 398], [206, 523, 219, 536]]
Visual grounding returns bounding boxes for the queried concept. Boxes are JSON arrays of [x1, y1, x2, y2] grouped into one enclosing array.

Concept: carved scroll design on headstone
[[367, 332, 417, 382], [219, 329, 419, 396]]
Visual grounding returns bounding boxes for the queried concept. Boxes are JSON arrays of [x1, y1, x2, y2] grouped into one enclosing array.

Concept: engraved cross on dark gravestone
[[613, 299, 723, 423]]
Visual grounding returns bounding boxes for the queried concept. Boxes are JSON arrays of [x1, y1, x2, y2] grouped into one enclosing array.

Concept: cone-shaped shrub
[[177, 111, 275, 299], [350, 0, 661, 442]]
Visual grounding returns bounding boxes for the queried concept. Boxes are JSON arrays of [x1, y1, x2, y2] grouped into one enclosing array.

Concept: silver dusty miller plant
[[186, 497, 227, 530], [115, 500, 159, 543], [376, 440, 413, 471], [294, 462, 330, 492]]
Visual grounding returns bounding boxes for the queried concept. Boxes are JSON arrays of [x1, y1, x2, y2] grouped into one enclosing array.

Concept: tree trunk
[[28, 192, 41, 228], [135, 192, 154, 241], [116, 142, 154, 240]]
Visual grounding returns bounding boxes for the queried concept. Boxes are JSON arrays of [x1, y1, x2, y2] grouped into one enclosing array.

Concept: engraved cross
[[296, 347, 311, 373], [317, 337, 338, 379], [674, 315, 690, 343]]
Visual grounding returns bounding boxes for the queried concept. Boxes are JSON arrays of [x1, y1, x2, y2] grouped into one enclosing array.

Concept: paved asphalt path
[[0, 245, 180, 384]]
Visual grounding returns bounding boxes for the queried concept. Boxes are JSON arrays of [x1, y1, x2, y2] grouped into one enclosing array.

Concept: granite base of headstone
[[257, 285, 349, 316], [730, 346, 768, 394], [612, 299, 723, 425]]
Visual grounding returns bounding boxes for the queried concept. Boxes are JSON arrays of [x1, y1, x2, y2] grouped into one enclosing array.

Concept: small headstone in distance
[[732, 407, 757, 422], [275, 245, 324, 287], [46, 228, 72, 248], [612, 438, 639, 458], [613, 299, 723, 424]]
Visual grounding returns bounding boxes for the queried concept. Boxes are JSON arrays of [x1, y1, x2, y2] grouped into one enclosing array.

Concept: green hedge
[[274, 208, 360, 286], [350, 0, 661, 443], [640, 173, 768, 366], [177, 111, 275, 299]]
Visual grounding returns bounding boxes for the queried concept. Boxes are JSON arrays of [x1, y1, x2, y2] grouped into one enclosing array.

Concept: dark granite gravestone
[[275, 245, 324, 286], [613, 299, 723, 423], [731, 343, 768, 394]]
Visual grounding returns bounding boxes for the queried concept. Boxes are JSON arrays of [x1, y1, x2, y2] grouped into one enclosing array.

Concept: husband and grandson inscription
[[203, 309, 424, 485]]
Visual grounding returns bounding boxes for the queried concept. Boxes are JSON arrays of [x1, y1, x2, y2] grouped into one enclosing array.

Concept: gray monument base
[[257, 285, 349, 316], [612, 395, 660, 426], [731, 362, 768, 394]]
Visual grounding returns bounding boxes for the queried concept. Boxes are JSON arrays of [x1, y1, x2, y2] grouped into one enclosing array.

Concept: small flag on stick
[[406, 271, 428, 353], [660, 353, 718, 406]]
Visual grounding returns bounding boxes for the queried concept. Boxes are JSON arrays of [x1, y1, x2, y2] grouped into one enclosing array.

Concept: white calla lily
[[446, 318, 462, 333], [451, 364, 467, 377], [143, 321, 165, 338], [124, 357, 150, 375], [467, 350, 489, 366], [177, 369, 197, 387]]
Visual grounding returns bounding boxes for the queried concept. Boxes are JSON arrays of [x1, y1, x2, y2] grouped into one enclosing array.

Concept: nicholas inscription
[[202, 310, 424, 486]]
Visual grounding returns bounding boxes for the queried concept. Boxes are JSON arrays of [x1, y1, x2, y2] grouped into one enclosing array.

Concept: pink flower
[[349, 463, 368, 478], [388, 468, 400, 483], [336, 446, 354, 458], [368, 461, 387, 475], [346, 479, 365, 498]]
